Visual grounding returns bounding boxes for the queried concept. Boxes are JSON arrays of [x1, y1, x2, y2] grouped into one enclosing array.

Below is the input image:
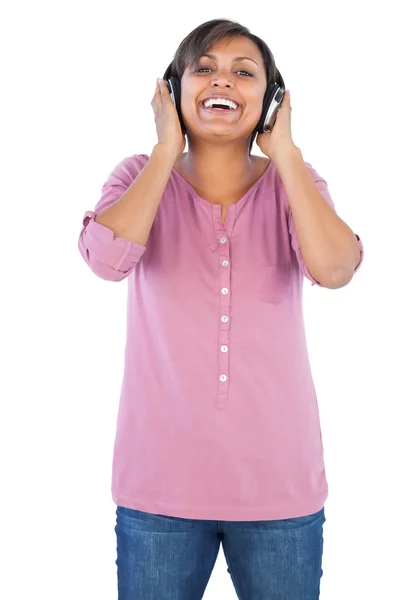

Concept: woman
[[78, 18, 364, 600]]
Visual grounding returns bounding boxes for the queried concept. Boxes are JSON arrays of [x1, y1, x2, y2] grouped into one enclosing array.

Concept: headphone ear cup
[[249, 87, 270, 152], [255, 83, 279, 133], [162, 63, 187, 137], [250, 68, 285, 152], [169, 76, 187, 136]]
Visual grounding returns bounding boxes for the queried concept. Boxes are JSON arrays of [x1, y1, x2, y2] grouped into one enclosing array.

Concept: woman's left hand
[[255, 90, 298, 162]]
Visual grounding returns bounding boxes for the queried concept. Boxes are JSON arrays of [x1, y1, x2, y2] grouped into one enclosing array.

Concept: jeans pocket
[[280, 506, 326, 527]]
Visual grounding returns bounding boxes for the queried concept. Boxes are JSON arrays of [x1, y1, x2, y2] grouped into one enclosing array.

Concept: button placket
[[217, 231, 231, 409]]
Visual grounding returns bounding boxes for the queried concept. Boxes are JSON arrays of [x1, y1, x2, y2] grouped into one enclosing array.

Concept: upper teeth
[[203, 98, 238, 110]]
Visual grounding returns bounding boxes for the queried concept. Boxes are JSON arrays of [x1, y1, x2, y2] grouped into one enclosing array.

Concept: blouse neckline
[[170, 158, 274, 209]]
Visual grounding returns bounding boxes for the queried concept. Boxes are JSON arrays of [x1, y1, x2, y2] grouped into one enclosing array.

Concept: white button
[[220, 374, 227, 382], [221, 315, 229, 323], [222, 260, 229, 267], [221, 346, 228, 353], [221, 288, 229, 295], [220, 237, 227, 244]]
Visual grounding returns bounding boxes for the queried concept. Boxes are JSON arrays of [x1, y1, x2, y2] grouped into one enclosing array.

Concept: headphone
[[162, 62, 286, 151]]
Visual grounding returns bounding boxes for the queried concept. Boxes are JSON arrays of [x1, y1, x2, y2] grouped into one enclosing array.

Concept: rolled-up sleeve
[[78, 155, 147, 282], [288, 168, 365, 286]]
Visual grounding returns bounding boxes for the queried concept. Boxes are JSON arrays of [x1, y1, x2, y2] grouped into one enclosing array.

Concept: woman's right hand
[[152, 78, 186, 160]]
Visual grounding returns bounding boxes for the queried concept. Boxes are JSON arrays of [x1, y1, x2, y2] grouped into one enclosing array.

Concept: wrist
[[153, 143, 181, 165], [270, 144, 301, 166]]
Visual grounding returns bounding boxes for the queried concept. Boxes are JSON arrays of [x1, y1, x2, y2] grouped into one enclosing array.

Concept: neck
[[179, 138, 256, 185]]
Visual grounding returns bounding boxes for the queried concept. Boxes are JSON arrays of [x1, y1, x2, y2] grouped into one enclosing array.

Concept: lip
[[200, 105, 241, 115]]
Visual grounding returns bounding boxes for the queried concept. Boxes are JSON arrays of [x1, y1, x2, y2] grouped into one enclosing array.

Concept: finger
[[152, 79, 160, 101], [159, 78, 173, 103], [156, 78, 161, 93]]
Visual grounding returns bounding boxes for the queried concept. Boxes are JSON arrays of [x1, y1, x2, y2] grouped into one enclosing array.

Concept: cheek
[[180, 78, 201, 101], [239, 105, 263, 127], [180, 91, 201, 118]]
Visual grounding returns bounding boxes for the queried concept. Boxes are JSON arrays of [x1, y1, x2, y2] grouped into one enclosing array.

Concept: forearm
[[274, 146, 361, 288], [95, 143, 178, 247]]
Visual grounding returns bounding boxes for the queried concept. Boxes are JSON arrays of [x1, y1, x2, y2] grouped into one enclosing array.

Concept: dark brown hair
[[171, 18, 278, 85], [170, 19, 279, 152]]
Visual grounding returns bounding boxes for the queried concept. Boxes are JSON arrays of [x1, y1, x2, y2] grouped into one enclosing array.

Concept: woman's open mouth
[[200, 100, 241, 115]]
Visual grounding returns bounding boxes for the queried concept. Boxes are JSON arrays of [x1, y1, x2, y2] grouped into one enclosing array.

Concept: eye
[[195, 67, 253, 77]]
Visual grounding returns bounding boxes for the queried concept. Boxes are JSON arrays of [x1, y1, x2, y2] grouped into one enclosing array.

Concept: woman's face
[[180, 35, 267, 143]]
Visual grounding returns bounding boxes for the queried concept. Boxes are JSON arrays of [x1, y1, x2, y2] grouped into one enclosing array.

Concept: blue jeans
[[115, 505, 326, 599]]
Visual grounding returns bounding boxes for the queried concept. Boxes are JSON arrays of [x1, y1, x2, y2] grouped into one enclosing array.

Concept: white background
[[1, 1, 399, 598]]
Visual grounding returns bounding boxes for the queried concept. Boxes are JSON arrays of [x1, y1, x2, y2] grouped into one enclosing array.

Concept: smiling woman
[[160, 27, 283, 210], [169, 19, 280, 153], [78, 16, 364, 600]]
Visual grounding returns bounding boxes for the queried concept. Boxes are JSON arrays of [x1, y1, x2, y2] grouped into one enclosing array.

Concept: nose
[[210, 73, 234, 88], [212, 82, 232, 88]]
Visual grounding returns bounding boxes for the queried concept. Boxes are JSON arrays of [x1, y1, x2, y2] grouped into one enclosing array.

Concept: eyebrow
[[199, 53, 259, 67]]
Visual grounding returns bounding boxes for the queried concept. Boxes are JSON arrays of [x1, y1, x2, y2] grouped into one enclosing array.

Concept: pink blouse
[[78, 153, 364, 520]]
